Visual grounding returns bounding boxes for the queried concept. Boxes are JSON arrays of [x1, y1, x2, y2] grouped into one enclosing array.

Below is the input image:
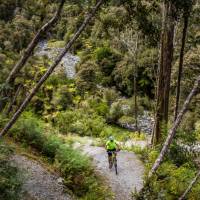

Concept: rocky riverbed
[[35, 40, 79, 79], [35, 40, 154, 135], [119, 111, 154, 134]]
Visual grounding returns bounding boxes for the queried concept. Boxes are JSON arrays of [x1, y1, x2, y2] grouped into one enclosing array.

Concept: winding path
[[10, 155, 72, 200], [83, 145, 144, 200]]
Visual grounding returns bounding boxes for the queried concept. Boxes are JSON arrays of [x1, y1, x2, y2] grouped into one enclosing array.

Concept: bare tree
[[149, 75, 200, 177], [0, 0, 66, 112], [119, 26, 140, 131], [179, 170, 200, 200], [0, 0, 105, 138]]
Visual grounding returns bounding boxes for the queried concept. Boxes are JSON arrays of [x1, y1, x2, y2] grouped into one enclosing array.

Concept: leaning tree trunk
[[0, 0, 105, 138], [153, 1, 176, 145], [5, 84, 22, 116], [179, 170, 200, 200], [0, 0, 66, 112], [174, 12, 189, 120], [149, 75, 200, 177]]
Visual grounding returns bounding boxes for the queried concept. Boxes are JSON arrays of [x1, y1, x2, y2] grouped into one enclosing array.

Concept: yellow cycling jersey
[[106, 140, 118, 150]]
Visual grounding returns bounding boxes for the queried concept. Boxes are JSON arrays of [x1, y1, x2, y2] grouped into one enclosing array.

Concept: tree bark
[[179, 170, 200, 200], [134, 34, 139, 131], [0, 0, 104, 138], [6, 0, 65, 84], [0, 0, 66, 112], [5, 84, 22, 116], [174, 12, 189, 120], [153, 1, 176, 144], [149, 75, 200, 177]]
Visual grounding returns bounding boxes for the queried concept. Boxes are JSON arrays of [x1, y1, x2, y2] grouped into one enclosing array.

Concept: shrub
[[118, 115, 135, 125], [55, 144, 93, 195], [76, 62, 96, 93], [87, 97, 109, 117], [9, 112, 111, 199], [94, 47, 121, 76], [103, 88, 120, 106], [0, 114, 8, 129], [55, 109, 106, 137], [47, 40, 65, 48], [11, 112, 45, 151], [134, 147, 200, 200], [51, 85, 74, 110], [108, 101, 123, 122], [42, 135, 63, 159], [0, 142, 22, 200]]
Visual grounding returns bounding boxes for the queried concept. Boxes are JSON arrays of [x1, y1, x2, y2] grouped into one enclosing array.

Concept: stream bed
[[35, 40, 80, 79]]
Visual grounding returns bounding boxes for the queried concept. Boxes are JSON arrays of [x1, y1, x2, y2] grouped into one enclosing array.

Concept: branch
[[6, 0, 66, 85], [179, 170, 200, 200], [0, 0, 104, 138], [149, 75, 200, 177]]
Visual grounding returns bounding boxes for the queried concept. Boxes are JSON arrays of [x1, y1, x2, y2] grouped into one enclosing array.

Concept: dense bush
[[9, 112, 111, 199], [55, 144, 94, 195], [94, 46, 121, 77], [55, 109, 106, 137], [134, 148, 200, 200], [11, 112, 45, 151], [0, 142, 22, 200]]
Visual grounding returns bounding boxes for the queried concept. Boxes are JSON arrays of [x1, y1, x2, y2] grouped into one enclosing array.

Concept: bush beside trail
[[9, 112, 112, 199], [0, 142, 23, 200]]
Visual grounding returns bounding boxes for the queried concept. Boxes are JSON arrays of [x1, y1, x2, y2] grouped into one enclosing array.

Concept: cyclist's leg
[[113, 151, 117, 164], [107, 151, 112, 169], [113, 151, 118, 174]]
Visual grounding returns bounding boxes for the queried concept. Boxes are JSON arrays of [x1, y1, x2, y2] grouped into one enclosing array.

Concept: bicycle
[[107, 150, 119, 175]]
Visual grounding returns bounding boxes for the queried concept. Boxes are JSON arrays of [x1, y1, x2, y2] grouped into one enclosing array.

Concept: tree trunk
[[134, 34, 139, 132], [0, 0, 104, 138], [149, 75, 200, 177], [0, 0, 66, 112], [5, 84, 22, 116], [174, 12, 189, 120], [179, 170, 200, 200], [153, 1, 176, 144]]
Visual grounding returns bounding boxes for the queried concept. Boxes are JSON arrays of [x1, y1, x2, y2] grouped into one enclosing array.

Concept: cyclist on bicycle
[[105, 136, 120, 169]]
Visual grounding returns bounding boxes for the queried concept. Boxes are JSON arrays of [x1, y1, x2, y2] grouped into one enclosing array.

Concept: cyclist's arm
[[115, 141, 120, 150]]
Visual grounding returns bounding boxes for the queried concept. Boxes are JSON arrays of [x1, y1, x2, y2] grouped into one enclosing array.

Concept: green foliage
[[0, 142, 22, 200], [11, 112, 45, 151], [94, 46, 121, 76], [42, 135, 63, 159], [134, 146, 200, 200], [51, 85, 74, 110], [135, 162, 199, 200], [55, 109, 106, 137], [102, 88, 120, 106], [76, 62, 97, 94], [108, 101, 123, 122], [55, 144, 93, 195], [9, 112, 111, 199], [47, 40, 65, 48]]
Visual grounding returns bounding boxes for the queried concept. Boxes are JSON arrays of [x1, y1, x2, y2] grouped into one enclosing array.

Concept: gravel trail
[[83, 145, 144, 200], [10, 155, 72, 200]]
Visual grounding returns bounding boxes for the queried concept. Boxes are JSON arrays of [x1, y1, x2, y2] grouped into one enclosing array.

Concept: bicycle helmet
[[109, 136, 114, 141]]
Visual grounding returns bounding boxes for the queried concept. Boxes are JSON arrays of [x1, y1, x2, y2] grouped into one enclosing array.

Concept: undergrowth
[[133, 145, 200, 199], [9, 111, 112, 199], [0, 141, 22, 200]]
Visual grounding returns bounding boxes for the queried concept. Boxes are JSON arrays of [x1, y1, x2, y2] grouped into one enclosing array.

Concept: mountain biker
[[105, 136, 120, 169]]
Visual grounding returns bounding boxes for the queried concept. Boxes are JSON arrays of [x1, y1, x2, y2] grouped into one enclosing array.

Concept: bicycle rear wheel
[[114, 157, 118, 175]]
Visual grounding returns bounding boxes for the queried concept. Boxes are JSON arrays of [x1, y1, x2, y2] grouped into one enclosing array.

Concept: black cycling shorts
[[107, 149, 116, 156]]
